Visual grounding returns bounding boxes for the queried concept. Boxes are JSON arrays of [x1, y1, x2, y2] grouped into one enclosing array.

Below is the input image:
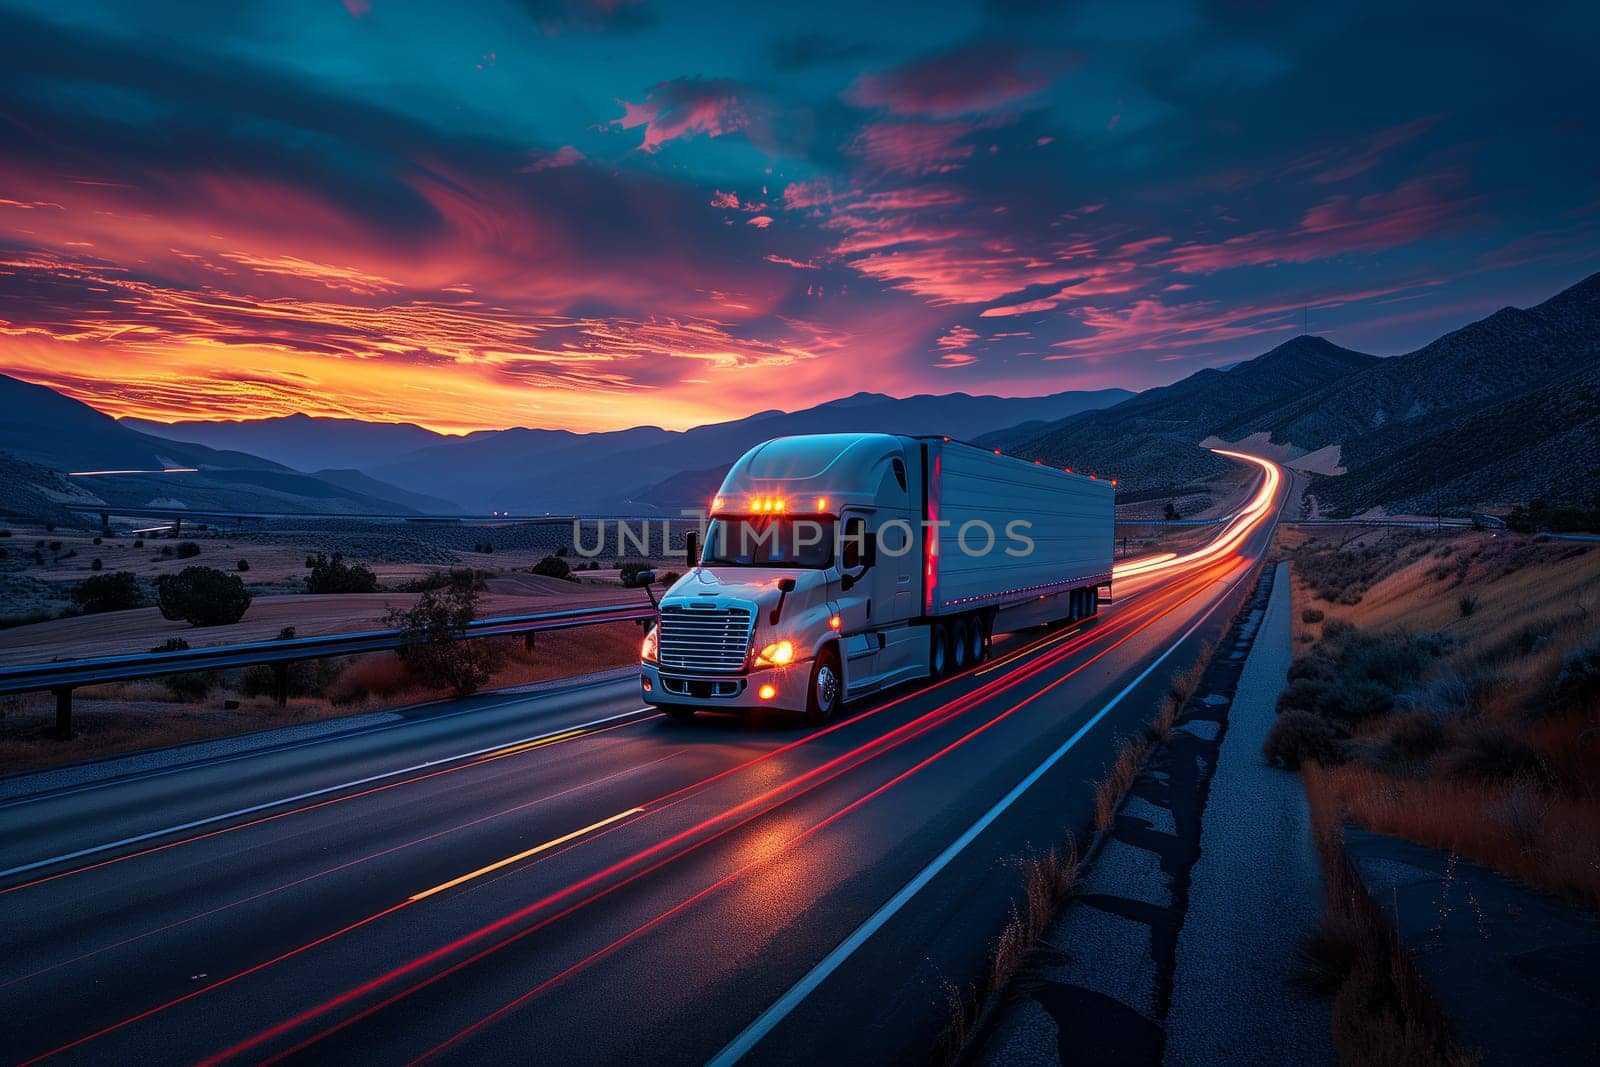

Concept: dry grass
[[936, 840, 1082, 1066], [1302, 766, 1471, 1067], [1092, 644, 1209, 831], [1277, 527, 1600, 910], [0, 621, 642, 775]]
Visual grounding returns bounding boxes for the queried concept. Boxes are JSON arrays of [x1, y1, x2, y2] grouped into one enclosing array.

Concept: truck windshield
[[702, 515, 836, 568]]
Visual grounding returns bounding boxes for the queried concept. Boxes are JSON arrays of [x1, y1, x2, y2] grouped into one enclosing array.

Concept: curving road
[[0, 453, 1286, 1066]]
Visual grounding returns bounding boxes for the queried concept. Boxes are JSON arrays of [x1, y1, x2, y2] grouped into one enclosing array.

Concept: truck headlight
[[641, 626, 659, 663], [754, 639, 795, 667]]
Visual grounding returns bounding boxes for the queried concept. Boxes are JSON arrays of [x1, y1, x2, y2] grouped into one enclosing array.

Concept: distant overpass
[[67, 504, 698, 531]]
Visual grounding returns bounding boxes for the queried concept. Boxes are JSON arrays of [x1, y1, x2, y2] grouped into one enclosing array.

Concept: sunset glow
[[0, 2, 1594, 431]]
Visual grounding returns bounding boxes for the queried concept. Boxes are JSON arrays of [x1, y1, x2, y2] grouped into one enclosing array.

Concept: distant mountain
[[1221, 272, 1600, 450], [985, 336, 1379, 490], [122, 413, 449, 472], [0, 374, 445, 516], [988, 270, 1600, 514], [370, 387, 1134, 513]]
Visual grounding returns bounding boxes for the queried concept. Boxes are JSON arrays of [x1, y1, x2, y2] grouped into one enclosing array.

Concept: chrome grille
[[657, 606, 753, 673]]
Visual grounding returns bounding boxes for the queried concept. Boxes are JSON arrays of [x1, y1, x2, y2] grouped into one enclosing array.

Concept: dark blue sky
[[0, 0, 1595, 431]]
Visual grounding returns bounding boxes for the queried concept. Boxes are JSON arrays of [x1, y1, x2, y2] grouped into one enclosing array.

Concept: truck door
[[837, 512, 884, 690]]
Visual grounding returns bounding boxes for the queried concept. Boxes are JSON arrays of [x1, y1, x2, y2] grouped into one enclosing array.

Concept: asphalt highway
[[0, 454, 1286, 1066]]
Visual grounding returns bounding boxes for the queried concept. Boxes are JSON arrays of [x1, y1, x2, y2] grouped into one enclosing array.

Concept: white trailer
[[640, 433, 1114, 724]]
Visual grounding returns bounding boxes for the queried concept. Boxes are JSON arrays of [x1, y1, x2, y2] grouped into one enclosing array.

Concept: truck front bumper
[[640, 659, 810, 714]]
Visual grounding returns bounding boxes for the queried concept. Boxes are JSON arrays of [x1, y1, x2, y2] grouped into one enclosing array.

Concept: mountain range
[[3, 270, 1596, 521], [124, 388, 1135, 514]]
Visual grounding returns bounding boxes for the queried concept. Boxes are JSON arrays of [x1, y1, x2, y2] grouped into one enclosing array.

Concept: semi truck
[[639, 433, 1115, 724]]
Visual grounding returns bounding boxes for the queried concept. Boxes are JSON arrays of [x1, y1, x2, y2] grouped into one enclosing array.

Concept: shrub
[[90, 558, 103, 571], [133, 538, 143, 548], [49, 540, 62, 552], [1386, 711, 1445, 763], [661, 571, 682, 586], [92, 536, 102, 545], [278, 626, 297, 641], [150, 638, 191, 653], [235, 558, 250, 572], [1457, 594, 1478, 618], [530, 555, 571, 580], [306, 553, 379, 594], [1553, 641, 1600, 712], [71, 571, 145, 614], [555, 545, 568, 556], [385, 572, 502, 695], [1302, 608, 1325, 625], [175, 541, 201, 559], [1264, 710, 1347, 769], [165, 670, 218, 702], [159, 545, 174, 558], [402, 567, 489, 593], [241, 658, 338, 700], [1444, 722, 1549, 786], [156, 566, 252, 627]]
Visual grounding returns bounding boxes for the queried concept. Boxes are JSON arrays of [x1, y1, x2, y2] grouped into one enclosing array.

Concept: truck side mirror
[[686, 531, 700, 568]]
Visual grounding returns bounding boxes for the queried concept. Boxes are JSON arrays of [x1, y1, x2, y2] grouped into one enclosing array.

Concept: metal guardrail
[[0, 601, 657, 739]]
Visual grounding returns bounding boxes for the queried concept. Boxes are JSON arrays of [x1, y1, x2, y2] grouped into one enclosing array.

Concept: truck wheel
[[804, 646, 842, 726], [968, 616, 988, 664], [661, 705, 696, 722], [951, 618, 970, 671], [929, 623, 950, 678]]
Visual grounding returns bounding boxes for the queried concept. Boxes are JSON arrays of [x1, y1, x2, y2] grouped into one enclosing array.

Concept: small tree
[[157, 566, 252, 627], [1164, 500, 1180, 521], [175, 541, 202, 559], [237, 558, 251, 572], [530, 555, 571, 580], [306, 552, 379, 594], [385, 572, 500, 695], [72, 571, 145, 614]]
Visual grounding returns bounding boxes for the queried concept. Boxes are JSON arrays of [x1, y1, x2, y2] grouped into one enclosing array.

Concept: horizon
[[1, 1, 1596, 434]]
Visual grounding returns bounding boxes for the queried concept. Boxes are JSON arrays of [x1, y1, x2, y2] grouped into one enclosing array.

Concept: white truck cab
[[640, 432, 1113, 724]]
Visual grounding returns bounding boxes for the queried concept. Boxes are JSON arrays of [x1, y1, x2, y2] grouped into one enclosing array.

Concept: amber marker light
[[828, 614, 842, 630]]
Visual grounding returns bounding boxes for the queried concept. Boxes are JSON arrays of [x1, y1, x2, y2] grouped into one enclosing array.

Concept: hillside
[[986, 336, 1378, 490], [0, 375, 446, 517], [1316, 360, 1600, 513]]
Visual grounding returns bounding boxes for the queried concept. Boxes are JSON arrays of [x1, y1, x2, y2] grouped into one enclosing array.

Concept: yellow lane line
[[409, 807, 645, 902]]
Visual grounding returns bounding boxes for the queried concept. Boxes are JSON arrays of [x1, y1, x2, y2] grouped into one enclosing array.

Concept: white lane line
[[0, 707, 652, 882], [708, 566, 1252, 1066]]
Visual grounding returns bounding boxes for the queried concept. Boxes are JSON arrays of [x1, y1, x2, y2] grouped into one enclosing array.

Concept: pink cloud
[[979, 296, 1058, 317], [519, 145, 587, 172], [747, 215, 773, 229], [847, 120, 975, 176], [847, 45, 1055, 118], [1159, 173, 1474, 274], [764, 254, 819, 269], [614, 78, 748, 152], [710, 189, 741, 209], [341, 0, 371, 17]]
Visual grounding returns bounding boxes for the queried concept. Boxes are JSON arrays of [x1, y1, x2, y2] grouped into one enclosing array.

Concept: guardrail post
[[272, 663, 289, 707], [53, 687, 72, 740]]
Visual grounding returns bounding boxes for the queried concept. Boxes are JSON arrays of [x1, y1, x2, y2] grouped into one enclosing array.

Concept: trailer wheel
[[951, 618, 970, 671], [804, 645, 842, 726], [968, 616, 988, 664], [930, 623, 950, 678]]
